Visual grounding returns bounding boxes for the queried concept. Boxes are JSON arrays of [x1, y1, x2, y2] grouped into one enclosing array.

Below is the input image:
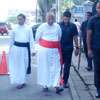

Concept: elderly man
[[35, 12, 64, 94]]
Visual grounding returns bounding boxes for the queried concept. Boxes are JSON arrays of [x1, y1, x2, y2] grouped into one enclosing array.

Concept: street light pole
[[36, 0, 38, 23], [57, 0, 60, 22]]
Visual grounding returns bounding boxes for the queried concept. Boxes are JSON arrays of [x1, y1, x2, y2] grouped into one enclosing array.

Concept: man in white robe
[[9, 14, 34, 89], [35, 12, 64, 94]]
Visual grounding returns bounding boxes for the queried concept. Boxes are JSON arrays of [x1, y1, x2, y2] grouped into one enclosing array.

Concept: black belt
[[14, 41, 31, 74]]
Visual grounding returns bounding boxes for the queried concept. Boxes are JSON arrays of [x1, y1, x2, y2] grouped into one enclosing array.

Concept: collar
[[62, 21, 70, 27]]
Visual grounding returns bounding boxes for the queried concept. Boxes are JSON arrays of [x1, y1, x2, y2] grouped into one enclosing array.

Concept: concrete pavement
[[0, 56, 72, 100], [69, 51, 100, 100]]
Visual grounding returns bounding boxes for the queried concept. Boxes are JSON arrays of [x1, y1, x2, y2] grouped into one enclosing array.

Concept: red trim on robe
[[39, 38, 63, 65]]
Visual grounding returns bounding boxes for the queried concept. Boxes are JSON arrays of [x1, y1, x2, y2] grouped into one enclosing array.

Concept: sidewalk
[[69, 52, 99, 100], [0, 56, 72, 100]]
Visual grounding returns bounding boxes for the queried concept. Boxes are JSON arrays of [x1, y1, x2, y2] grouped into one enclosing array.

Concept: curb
[[69, 76, 80, 100]]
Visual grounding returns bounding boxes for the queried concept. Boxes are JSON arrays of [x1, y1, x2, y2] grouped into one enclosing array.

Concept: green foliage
[[7, 16, 17, 24], [90, 0, 97, 2], [48, 0, 54, 3], [73, 0, 84, 5], [37, 0, 55, 22]]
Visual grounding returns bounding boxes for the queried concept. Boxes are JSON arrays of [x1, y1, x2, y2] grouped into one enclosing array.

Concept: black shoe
[[43, 87, 49, 92], [56, 87, 64, 94], [63, 84, 69, 88], [96, 88, 100, 98], [16, 84, 25, 89], [22, 83, 26, 87], [85, 67, 92, 71], [95, 93, 100, 98]]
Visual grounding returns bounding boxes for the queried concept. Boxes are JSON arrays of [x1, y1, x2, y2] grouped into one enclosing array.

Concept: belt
[[14, 41, 31, 74], [39, 39, 63, 65]]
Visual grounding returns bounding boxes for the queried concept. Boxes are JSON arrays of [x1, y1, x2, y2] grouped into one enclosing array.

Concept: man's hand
[[74, 48, 80, 56], [73, 36, 79, 56]]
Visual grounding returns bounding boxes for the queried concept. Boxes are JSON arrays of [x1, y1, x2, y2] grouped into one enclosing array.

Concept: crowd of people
[[8, 1, 100, 98]]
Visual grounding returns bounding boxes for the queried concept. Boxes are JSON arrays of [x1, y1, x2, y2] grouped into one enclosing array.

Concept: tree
[[74, 0, 96, 5], [90, 0, 97, 2], [73, 0, 84, 5], [7, 16, 17, 24], [37, 0, 55, 22]]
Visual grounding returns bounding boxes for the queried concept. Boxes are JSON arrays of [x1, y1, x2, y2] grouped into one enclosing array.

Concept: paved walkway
[[69, 52, 100, 100], [0, 56, 72, 100]]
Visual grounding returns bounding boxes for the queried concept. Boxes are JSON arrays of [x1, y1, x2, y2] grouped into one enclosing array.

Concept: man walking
[[87, 2, 100, 98], [81, 12, 93, 71], [9, 14, 34, 89], [36, 12, 64, 94], [59, 11, 79, 88]]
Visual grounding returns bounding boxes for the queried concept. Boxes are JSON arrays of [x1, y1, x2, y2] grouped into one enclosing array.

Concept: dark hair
[[75, 19, 77, 22], [63, 11, 71, 17], [92, 0, 100, 15], [86, 12, 92, 16], [17, 13, 26, 20]]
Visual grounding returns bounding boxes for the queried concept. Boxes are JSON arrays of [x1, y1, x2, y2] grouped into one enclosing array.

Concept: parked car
[[0, 22, 8, 35], [32, 23, 40, 39]]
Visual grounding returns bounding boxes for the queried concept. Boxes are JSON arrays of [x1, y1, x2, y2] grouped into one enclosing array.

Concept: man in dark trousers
[[81, 12, 93, 71], [59, 11, 79, 88], [87, 2, 100, 98]]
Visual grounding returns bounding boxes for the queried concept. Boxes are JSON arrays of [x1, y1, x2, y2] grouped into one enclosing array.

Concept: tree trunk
[[37, 0, 53, 22]]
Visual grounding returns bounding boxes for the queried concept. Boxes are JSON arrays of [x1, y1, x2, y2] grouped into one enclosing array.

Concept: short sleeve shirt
[[59, 22, 78, 50], [80, 20, 88, 42], [87, 15, 100, 49]]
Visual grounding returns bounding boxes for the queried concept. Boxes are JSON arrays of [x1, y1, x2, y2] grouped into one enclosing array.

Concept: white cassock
[[9, 25, 34, 85], [36, 23, 62, 87]]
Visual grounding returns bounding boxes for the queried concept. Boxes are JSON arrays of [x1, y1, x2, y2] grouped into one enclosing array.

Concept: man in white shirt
[[9, 14, 34, 89]]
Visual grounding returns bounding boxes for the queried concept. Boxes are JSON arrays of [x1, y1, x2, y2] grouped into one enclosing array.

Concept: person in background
[[87, 2, 100, 98], [80, 12, 93, 71], [74, 19, 81, 34], [35, 12, 64, 94], [59, 11, 79, 88], [9, 14, 34, 89]]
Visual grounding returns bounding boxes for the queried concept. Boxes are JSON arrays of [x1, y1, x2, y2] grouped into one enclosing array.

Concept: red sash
[[39, 39, 63, 65]]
